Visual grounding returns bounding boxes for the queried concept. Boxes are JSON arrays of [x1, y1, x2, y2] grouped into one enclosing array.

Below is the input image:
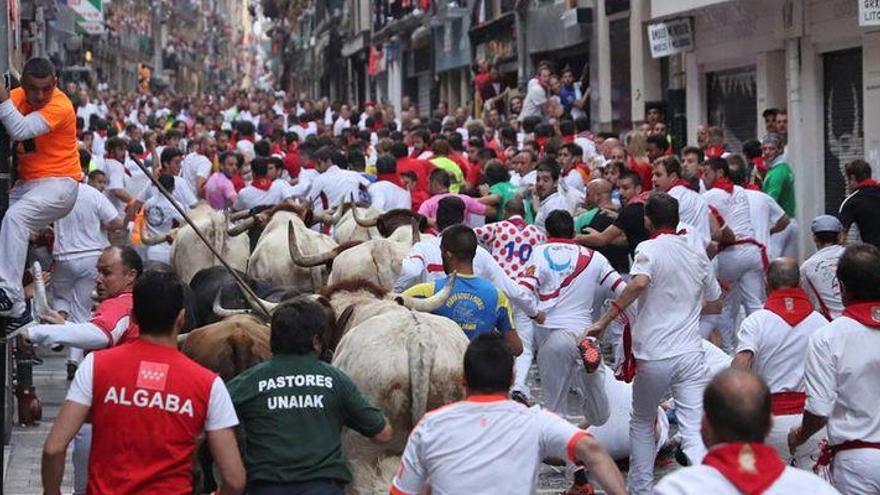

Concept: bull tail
[[407, 318, 437, 426]]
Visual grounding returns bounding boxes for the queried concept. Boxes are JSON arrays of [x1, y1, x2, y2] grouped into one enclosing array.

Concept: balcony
[[373, 0, 434, 32]]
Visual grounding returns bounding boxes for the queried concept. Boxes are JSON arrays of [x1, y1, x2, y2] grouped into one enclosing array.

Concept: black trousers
[[247, 479, 346, 495]]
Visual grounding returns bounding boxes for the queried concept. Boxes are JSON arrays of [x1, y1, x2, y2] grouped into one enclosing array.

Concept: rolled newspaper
[[32, 261, 50, 317]]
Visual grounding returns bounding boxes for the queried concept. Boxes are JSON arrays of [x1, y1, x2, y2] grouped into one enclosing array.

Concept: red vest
[[89, 340, 218, 495]]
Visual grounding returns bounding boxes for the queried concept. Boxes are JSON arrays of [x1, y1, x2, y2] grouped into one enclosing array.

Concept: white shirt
[[144, 194, 183, 237], [103, 158, 129, 215], [630, 233, 721, 360], [395, 236, 537, 317], [390, 397, 586, 495], [368, 180, 411, 212], [519, 78, 548, 121], [668, 184, 712, 248], [510, 169, 536, 189], [138, 176, 198, 210], [333, 116, 351, 136], [805, 314, 880, 445], [655, 463, 839, 495], [67, 353, 239, 432], [533, 191, 571, 232], [123, 157, 151, 199], [736, 308, 828, 395], [290, 122, 317, 140], [743, 189, 785, 247], [703, 185, 755, 239], [54, 183, 119, 260], [286, 168, 320, 198], [234, 181, 287, 211], [800, 245, 845, 320], [308, 165, 370, 210], [519, 243, 624, 330], [180, 152, 212, 198]]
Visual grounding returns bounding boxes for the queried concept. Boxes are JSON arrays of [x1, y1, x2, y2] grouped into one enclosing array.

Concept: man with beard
[[205, 151, 242, 210]]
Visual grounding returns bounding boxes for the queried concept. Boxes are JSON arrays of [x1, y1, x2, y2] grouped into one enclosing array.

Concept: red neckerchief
[[745, 183, 761, 191], [536, 136, 549, 150], [251, 177, 272, 191], [627, 191, 651, 206], [842, 301, 880, 329], [763, 288, 814, 326], [705, 144, 725, 159], [547, 237, 576, 244], [852, 179, 880, 192], [378, 172, 403, 187], [712, 177, 734, 194], [562, 134, 574, 143], [649, 227, 683, 239], [703, 443, 786, 495], [668, 178, 696, 192]]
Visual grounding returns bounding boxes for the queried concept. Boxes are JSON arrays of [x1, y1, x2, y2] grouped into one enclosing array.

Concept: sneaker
[[67, 361, 78, 381], [3, 305, 33, 340], [510, 390, 532, 407], [0, 287, 14, 313], [577, 337, 601, 374], [674, 445, 691, 467], [564, 468, 595, 495]]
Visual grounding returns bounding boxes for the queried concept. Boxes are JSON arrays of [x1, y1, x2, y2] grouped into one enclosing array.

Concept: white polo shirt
[[234, 181, 288, 211], [805, 313, 880, 445], [54, 183, 119, 261], [703, 185, 755, 239], [736, 309, 828, 394], [308, 165, 370, 210], [800, 244, 845, 320], [519, 241, 624, 330], [630, 233, 722, 360], [668, 184, 712, 248], [368, 180, 411, 212], [533, 191, 571, 232], [390, 396, 587, 495], [654, 463, 838, 495], [743, 189, 786, 247]]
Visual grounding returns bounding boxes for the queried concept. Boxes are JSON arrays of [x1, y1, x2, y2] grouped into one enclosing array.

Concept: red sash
[[763, 287, 813, 326], [537, 248, 594, 301], [814, 440, 880, 473], [703, 443, 785, 495], [770, 391, 806, 415], [803, 276, 833, 320], [719, 238, 769, 271]]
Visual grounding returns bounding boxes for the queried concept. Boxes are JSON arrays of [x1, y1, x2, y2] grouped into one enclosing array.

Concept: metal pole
[[1, 1, 11, 483], [131, 160, 271, 318]]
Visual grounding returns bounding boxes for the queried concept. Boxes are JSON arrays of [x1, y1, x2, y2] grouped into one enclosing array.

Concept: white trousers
[[0, 178, 78, 316], [534, 326, 609, 426], [73, 423, 92, 495], [770, 218, 800, 261], [511, 309, 535, 397], [832, 449, 880, 495], [767, 413, 824, 469], [630, 352, 709, 495], [51, 254, 99, 364]]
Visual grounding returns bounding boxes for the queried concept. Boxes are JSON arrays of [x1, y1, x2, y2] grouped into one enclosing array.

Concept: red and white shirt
[[519, 239, 624, 330], [391, 395, 588, 495], [475, 216, 545, 278], [67, 339, 238, 495], [90, 291, 140, 347], [800, 244, 845, 320]]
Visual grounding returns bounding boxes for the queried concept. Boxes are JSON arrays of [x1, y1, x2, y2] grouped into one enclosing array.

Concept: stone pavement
[[4, 350, 74, 495]]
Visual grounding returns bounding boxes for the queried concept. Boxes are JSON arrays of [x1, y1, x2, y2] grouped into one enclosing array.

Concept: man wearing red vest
[[42, 271, 246, 495], [789, 243, 880, 493], [731, 258, 828, 469]]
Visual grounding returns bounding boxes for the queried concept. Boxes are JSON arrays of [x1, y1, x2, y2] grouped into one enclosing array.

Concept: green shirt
[[430, 156, 465, 193], [489, 181, 518, 220], [574, 208, 599, 234], [762, 160, 796, 217], [226, 353, 386, 485]]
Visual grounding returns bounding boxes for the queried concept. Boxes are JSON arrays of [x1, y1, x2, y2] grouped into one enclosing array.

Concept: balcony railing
[[373, 0, 434, 31]]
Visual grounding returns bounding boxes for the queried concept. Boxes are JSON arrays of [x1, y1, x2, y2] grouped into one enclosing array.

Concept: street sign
[[647, 17, 694, 59], [860, 0, 880, 26]]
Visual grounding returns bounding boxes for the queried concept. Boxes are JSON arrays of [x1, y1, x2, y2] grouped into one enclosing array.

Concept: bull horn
[[228, 209, 253, 222], [395, 272, 458, 312], [353, 204, 379, 227], [410, 219, 421, 245], [227, 217, 255, 237], [312, 208, 336, 224], [330, 199, 348, 224], [141, 229, 172, 246], [288, 220, 337, 267], [213, 290, 250, 318], [177, 333, 189, 344], [247, 295, 280, 315]]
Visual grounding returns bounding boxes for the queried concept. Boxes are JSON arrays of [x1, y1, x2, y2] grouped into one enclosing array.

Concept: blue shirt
[[403, 274, 514, 340]]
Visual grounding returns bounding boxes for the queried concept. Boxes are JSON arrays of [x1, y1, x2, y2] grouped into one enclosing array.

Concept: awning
[[651, 0, 731, 19]]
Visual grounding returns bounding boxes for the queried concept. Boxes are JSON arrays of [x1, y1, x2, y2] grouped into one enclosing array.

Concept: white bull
[[245, 211, 338, 291], [142, 204, 250, 284], [331, 203, 381, 244]]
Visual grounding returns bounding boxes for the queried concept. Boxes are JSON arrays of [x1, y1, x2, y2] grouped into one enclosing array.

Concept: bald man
[[732, 258, 828, 468], [655, 369, 837, 494]]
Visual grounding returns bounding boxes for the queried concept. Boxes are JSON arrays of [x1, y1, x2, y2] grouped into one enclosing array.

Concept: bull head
[[288, 220, 338, 267], [394, 272, 457, 312], [353, 203, 380, 228], [227, 217, 255, 237], [140, 228, 178, 246]]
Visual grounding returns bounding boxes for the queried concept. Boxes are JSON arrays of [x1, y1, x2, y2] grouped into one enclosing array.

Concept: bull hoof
[[15, 387, 42, 425]]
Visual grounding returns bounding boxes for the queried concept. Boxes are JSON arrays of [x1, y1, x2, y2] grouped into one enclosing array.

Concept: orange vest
[[9, 87, 82, 182]]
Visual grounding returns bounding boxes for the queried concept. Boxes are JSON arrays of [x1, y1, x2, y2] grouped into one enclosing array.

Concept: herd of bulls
[[143, 200, 465, 493]]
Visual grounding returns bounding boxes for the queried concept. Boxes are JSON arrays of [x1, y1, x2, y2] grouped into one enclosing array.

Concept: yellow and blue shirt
[[403, 274, 514, 340]]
